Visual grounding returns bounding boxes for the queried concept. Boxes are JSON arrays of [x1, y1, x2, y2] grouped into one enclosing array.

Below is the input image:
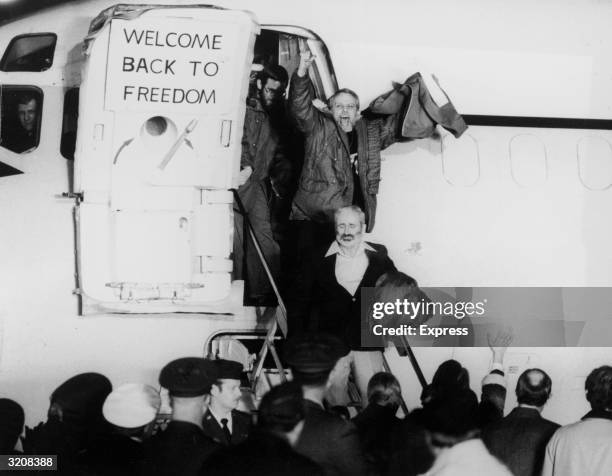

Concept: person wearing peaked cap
[[103, 383, 161, 430], [202, 359, 252, 446], [85, 384, 161, 476], [284, 333, 367, 476], [201, 382, 323, 476], [159, 356, 218, 397], [49, 372, 112, 425], [21, 372, 112, 471], [141, 358, 221, 476]]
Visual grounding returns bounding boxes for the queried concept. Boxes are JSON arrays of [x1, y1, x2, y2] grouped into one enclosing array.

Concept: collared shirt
[[208, 407, 233, 434], [325, 241, 375, 296]]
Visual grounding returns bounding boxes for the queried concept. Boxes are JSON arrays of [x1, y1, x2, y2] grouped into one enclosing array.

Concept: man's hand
[[297, 49, 315, 77], [238, 166, 253, 186], [487, 327, 514, 365]]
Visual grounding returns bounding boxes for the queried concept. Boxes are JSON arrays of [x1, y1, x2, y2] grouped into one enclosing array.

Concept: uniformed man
[[21, 372, 112, 472], [201, 381, 323, 476], [142, 357, 220, 476], [285, 334, 367, 476], [202, 359, 252, 445]]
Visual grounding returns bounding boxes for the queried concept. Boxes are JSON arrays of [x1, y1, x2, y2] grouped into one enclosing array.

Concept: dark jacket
[[368, 72, 468, 140], [482, 407, 560, 476], [295, 399, 367, 476], [201, 430, 323, 476], [201, 409, 252, 446], [352, 404, 401, 475], [1, 125, 37, 154], [288, 242, 396, 350], [240, 97, 287, 183], [141, 421, 220, 476], [289, 73, 398, 231], [81, 432, 145, 476]]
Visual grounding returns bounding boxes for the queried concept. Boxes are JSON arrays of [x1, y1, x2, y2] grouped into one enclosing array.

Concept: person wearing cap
[[202, 359, 252, 445], [84, 383, 161, 476], [22, 372, 112, 471], [201, 382, 323, 476], [142, 357, 221, 476], [288, 204, 396, 406], [285, 333, 367, 476]]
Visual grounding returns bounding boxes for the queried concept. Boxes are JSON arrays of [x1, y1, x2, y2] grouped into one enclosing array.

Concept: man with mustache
[[288, 205, 396, 406]]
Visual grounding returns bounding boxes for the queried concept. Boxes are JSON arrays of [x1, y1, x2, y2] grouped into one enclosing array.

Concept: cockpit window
[[0, 33, 57, 72], [0, 86, 43, 154]]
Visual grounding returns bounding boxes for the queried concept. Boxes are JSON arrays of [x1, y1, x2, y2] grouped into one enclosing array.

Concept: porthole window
[[0, 86, 43, 154]]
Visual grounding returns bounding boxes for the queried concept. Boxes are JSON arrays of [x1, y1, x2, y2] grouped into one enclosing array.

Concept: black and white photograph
[[0, 0, 611, 474]]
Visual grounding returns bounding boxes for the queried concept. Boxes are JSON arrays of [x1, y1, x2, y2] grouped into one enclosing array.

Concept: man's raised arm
[[289, 50, 319, 134]]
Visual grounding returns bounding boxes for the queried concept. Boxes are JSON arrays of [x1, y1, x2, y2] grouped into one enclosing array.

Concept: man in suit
[[202, 381, 323, 476], [285, 333, 367, 476], [289, 205, 396, 405], [482, 368, 559, 476], [202, 359, 251, 446], [142, 357, 220, 476]]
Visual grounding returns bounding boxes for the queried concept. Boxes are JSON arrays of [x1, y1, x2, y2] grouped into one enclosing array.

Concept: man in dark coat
[[202, 359, 251, 446], [288, 205, 396, 405], [288, 49, 400, 255], [352, 372, 403, 475], [201, 381, 322, 476], [234, 64, 292, 305], [285, 333, 367, 476], [482, 368, 560, 476], [142, 357, 220, 476], [22, 372, 112, 474]]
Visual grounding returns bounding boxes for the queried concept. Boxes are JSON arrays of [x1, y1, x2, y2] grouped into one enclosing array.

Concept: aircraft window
[[509, 134, 548, 187], [577, 136, 612, 191], [0, 86, 43, 154], [0, 33, 57, 72], [61, 89, 79, 160], [441, 134, 481, 187]]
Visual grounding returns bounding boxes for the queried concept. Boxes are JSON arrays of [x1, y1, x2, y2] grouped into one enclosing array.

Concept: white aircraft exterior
[[0, 0, 611, 426]]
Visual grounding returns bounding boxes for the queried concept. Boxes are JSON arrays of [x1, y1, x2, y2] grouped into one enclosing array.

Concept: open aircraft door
[[73, 5, 258, 314]]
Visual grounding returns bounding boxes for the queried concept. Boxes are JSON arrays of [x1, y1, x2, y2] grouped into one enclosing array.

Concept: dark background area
[[0, 0, 75, 26]]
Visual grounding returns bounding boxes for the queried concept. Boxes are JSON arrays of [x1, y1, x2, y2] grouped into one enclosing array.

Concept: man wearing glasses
[[289, 50, 399, 258], [234, 64, 291, 305]]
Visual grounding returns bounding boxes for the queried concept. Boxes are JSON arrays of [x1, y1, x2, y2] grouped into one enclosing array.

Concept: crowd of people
[[2, 345, 611, 476]]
